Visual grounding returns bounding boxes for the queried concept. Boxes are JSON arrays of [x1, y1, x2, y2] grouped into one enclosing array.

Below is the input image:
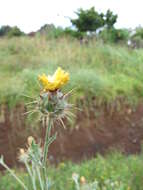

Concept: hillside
[[0, 36, 143, 107]]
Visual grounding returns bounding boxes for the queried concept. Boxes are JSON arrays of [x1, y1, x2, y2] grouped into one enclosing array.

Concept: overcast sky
[[0, 0, 142, 33]]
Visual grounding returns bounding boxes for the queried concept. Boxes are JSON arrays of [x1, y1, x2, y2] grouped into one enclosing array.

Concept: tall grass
[[1, 36, 143, 107]]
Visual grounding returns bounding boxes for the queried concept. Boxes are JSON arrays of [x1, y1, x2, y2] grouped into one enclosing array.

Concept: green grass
[[1, 36, 143, 107], [1, 152, 143, 189]]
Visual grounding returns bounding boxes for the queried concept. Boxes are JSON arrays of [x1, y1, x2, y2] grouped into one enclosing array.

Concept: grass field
[[1, 36, 143, 107], [1, 152, 143, 190]]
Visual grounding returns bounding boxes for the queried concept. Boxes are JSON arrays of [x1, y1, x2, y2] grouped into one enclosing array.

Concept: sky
[[0, 0, 142, 33]]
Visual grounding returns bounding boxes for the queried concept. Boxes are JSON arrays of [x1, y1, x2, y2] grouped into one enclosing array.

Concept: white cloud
[[0, 0, 142, 33]]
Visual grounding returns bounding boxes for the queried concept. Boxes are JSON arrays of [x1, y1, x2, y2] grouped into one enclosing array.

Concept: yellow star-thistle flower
[[38, 67, 69, 91]]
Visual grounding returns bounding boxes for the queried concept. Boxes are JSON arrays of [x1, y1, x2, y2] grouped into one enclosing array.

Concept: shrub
[[0, 25, 11, 36], [130, 27, 143, 48], [99, 28, 129, 43], [64, 28, 85, 39], [7, 26, 24, 37], [38, 24, 65, 39]]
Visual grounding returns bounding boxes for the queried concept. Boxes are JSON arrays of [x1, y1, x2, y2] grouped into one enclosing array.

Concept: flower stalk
[[43, 117, 52, 167]]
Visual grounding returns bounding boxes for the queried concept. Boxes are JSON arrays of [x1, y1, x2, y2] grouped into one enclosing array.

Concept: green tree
[[105, 9, 118, 29], [71, 7, 104, 33], [7, 26, 24, 37], [0, 25, 11, 36]]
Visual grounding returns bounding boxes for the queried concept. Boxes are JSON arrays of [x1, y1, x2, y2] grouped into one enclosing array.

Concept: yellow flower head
[[38, 67, 69, 91]]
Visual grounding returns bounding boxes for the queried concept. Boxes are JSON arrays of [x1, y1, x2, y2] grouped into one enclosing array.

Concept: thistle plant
[[0, 67, 71, 190]]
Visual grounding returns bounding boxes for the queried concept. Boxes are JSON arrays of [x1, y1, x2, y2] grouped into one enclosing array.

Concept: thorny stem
[[43, 117, 52, 166], [36, 166, 44, 190], [32, 162, 37, 190], [75, 182, 80, 190], [25, 161, 36, 190], [42, 116, 53, 190]]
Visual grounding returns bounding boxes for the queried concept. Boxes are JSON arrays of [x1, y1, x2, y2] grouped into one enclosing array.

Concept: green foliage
[[48, 27, 64, 39], [133, 27, 143, 39], [70, 7, 117, 34], [0, 25, 24, 37], [105, 9, 118, 29], [38, 24, 64, 39], [130, 36, 143, 49], [100, 28, 129, 43], [130, 27, 143, 48], [0, 25, 11, 36], [0, 171, 27, 190], [7, 26, 24, 37], [64, 27, 85, 39], [1, 152, 143, 189], [71, 7, 105, 32]]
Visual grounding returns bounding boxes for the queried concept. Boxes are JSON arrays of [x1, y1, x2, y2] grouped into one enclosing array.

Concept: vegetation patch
[[0, 37, 143, 108], [1, 152, 143, 189]]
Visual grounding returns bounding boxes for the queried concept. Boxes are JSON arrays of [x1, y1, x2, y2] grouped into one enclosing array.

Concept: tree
[[105, 9, 118, 29], [0, 25, 24, 37], [71, 7, 104, 33], [0, 25, 11, 36], [7, 26, 24, 37]]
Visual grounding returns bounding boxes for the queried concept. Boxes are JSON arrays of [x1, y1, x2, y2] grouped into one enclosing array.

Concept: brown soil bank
[[0, 99, 143, 168]]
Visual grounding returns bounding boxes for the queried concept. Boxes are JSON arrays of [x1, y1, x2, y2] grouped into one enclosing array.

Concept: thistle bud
[[18, 148, 28, 163], [80, 176, 86, 185], [38, 90, 69, 121], [19, 148, 25, 155], [27, 136, 34, 146]]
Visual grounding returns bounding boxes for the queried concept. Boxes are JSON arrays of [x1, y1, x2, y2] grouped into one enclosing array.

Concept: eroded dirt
[[0, 99, 143, 168]]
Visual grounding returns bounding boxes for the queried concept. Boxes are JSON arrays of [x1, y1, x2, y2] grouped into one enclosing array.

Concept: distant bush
[[7, 26, 24, 37], [99, 28, 129, 43], [38, 24, 65, 39], [133, 27, 143, 39], [64, 27, 85, 39], [129, 36, 143, 49], [129, 27, 143, 48], [38, 24, 86, 39], [0, 25, 11, 36], [0, 25, 24, 37], [49, 26, 64, 38]]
